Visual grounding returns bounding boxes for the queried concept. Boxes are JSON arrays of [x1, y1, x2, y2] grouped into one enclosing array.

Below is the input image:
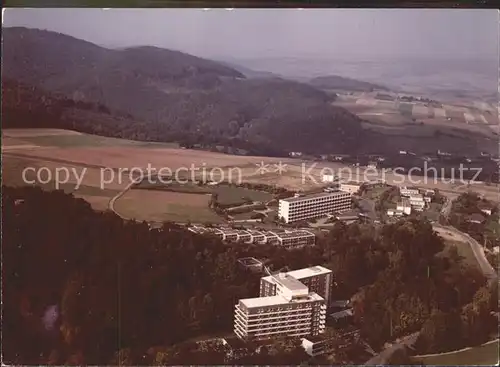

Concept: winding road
[[433, 223, 497, 283], [108, 180, 135, 220], [364, 223, 498, 365]]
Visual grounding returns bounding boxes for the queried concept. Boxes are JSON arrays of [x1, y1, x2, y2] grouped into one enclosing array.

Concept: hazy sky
[[3, 8, 499, 60]]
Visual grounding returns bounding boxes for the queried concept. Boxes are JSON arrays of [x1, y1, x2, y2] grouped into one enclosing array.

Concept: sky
[[3, 8, 499, 61]]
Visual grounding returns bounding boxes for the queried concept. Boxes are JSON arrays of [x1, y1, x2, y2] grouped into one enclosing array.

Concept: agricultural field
[[332, 93, 498, 135], [2, 128, 282, 216], [3, 128, 498, 224]]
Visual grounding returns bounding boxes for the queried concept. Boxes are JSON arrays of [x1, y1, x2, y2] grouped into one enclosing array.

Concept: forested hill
[[3, 186, 497, 365], [2, 27, 378, 155]]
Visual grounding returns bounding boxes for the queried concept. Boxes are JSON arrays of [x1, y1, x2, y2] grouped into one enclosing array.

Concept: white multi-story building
[[409, 195, 426, 211], [279, 192, 352, 223], [268, 265, 334, 305], [399, 186, 420, 197], [339, 181, 363, 195], [235, 272, 327, 340], [396, 198, 412, 215]]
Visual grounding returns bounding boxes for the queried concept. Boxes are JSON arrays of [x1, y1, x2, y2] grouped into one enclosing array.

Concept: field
[[114, 189, 223, 224], [332, 93, 498, 137], [415, 339, 499, 366], [2, 128, 282, 221], [213, 185, 273, 206], [3, 128, 498, 224]]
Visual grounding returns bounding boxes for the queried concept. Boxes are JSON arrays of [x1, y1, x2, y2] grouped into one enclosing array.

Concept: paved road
[[364, 332, 419, 365], [433, 223, 497, 283], [108, 180, 135, 220], [364, 223, 498, 365]]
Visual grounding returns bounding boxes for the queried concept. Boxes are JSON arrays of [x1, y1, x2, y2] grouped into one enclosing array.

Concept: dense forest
[[3, 27, 377, 156], [3, 186, 497, 365]]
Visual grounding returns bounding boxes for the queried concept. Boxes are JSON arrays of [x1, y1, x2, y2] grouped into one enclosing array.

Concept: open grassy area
[[135, 179, 213, 194], [415, 339, 499, 366], [6, 130, 179, 148], [134, 182, 273, 208], [230, 211, 261, 220], [212, 185, 273, 206], [2, 155, 123, 211], [114, 189, 224, 224]]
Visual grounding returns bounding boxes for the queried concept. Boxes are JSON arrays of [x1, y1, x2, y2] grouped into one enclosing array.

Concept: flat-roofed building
[[409, 195, 426, 211], [236, 230, 252, 243], [340, 181, 363, 195], [301, 336, 329, 357], [234, 287, 326, 340], [396, 198, 412, 215], [286, 266, 334, 306], [400, 186, 420, 197], [238, 257, 264, 272], [248, 230, 266, 244], [267, 230, 316, 249], [263, 231, 280, 245], [278, 192, 352, 223], [219, 228, 240, 242]]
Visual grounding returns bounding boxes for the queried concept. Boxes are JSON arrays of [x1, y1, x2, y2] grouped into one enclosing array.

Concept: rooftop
[[330, 308, 353, 319], [400, 186, 419, 191], [286, 266, 332, 280], [302, 335, 328, 343], [340, 181, 363, 186], [281, 191, 350, 203], [240, 292, 323, 308], [274, 230, 315, 240], [247, 230, 265, 236], [272, 273, 309, 291], [331, 300, 350, 308]]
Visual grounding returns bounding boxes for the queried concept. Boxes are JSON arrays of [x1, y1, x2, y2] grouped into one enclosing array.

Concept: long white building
[[188, 226, 316, 248], [278, 192, 352, 223], [234, 268, 329, 340]]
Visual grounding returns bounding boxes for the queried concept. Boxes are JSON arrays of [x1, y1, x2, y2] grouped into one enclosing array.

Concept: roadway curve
[[364, 224, 498, 365], [108, 180, 135, 220], [433, 223, 497, 283], [364, 333, 419, 365]]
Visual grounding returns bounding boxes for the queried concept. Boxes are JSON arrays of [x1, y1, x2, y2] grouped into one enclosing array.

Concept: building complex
[[188, 226, 315, 249], [278, 192, 352, 223], [234, 266, 331, 341]]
